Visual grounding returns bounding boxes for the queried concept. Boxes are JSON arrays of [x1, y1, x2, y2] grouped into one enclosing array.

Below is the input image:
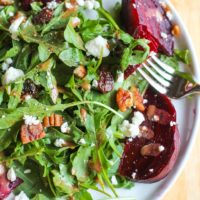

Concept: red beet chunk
[[118, 88, 180, 182], [0, 167, 23, 199], [121, 0, 174, 55]]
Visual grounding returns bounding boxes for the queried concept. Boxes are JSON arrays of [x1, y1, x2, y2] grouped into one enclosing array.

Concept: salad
[[0, 0, 191, 199]]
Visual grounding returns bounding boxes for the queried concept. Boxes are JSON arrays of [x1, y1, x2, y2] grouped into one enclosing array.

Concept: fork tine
[[151, 54, 176, 75], [142, 63, 171, 87], [146, 59, 173, 81], [137, 67, 167, 94]]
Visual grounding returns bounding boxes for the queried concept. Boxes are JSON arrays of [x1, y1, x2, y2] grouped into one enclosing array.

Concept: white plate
[[91, 0, 200, 199]]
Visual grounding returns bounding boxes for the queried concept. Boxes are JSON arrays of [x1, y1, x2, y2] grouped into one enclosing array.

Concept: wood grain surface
[[163, 0, 200, 200]]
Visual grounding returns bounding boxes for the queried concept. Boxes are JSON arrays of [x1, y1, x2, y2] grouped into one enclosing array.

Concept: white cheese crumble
[[60, 122, 71, 133], [120, 112, 145, 138], [116, 71, 124, 83], [159, 145, 165, 152], [119, 120, 140, 138], [47, 0, 58, 10], [79, 138, 86, 144], [84, 0, 94, 10], [25, 95, 32, 101], [149, 168, 154, 172], [71, 16, 81, 27], [131, 111, 145, 126], [2, 62, 9, 71], [54, 138, 66, 147], [152, 115, 159, 122], [24, 169, 31, 174], [2, 67, 24, 85], [132, 172, 136, 179], [14, 191, 29, 200], [92, 79, 98, 88], [143, 99, 148, 104], [161, 32, 168, 39], [9, 15, 25, 33], [85, 36, 110, 58], [0, 164, 5, 175], [23, 115, 40, 126], [7, 167, 17, 182], [132, 3, 136, 8], [170, 121, 177, 127], [5, 58, 13, 65], [111, 176, 118, 185]]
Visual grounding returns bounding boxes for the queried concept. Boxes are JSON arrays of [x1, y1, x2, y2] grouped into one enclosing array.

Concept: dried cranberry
[[22, 79, 40, 98], [32, 8, 53, 24], [98, 71, 114, 93]]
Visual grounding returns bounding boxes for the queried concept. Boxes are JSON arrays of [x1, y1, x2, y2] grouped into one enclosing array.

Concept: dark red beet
[[98, 71, 114, 93], [124, 64, 140, 79], [0, 170, 23, 199], [118, 88, 180, 182], [121, 0, 174, 55]]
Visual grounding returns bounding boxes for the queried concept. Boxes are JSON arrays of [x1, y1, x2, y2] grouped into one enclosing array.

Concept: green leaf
[[64, 20, 85, 50], [72, 146, 92, 182], [175, 49, 190, 64], [73, 190, 93, 200], [59, 48, 85, 67], [52, 164, 77, 195], [38, 43, 51, 62], [31, 194, 49, 200]]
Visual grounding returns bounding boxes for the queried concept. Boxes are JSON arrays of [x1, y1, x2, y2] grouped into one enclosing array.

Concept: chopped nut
[[55, 114, 63, 126], [49, 114, 55, 126], [131, 86, 145, 111], [80, 108, 87, 122], [140, 143, 164, 157], [81, 81, 91, 91], [43, 114, 63, 127], [172, 25, 181, 37], [146, 105, 171, 125], [74, 65, 87, 79], [116, 88, 134, 112], [139, 126, 154, 139], [20, 123, 45, 144], [88, 160, 102, 173], [0, 0, 14, 6]]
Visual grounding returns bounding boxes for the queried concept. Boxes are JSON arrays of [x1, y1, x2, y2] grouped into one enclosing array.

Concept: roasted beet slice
[[98, 70, 114, 93], [121, 0, 174, 55], [0, 166, 23, 199], [118, 88, 180, 182]]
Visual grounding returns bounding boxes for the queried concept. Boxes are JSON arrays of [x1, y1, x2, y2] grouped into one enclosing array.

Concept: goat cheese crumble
[[85, 36, 110, 58], [14, 191, 29, 200], [9, 14, 25, 33], [7, 167, 17, 182], [2, 67, 24, 85], [23, 115, 40, 126], [47, 0, 58, 10], [54, 138, 66, 147], [60, 122, 71, 133]]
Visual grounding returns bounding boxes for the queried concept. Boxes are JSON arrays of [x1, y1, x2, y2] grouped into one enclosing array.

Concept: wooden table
[[164, 0, 200, 200]]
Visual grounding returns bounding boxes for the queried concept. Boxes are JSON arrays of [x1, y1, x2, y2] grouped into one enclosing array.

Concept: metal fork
[[137, 53, 200, 99]]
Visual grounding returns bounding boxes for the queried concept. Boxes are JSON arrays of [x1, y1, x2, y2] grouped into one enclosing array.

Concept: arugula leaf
[[175, 49, 190, 64], [52, 164, 78, 195], [59, 48, 85, 67], [72, 146, 92, 182], [38, 43, 51, 62], [64, 20, 85, 50]]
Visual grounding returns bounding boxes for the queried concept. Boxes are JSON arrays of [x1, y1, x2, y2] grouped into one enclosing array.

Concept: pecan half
[[140, 143, 165, 157], [43, 114, 63, 127], [116, 88, 134, 112], [131, 86, 145, 111]]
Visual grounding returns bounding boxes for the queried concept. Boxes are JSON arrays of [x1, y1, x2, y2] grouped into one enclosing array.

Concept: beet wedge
[[118, 88, 180, 182], [121, 0, 174, 55], [0, 166, 23, 199]]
